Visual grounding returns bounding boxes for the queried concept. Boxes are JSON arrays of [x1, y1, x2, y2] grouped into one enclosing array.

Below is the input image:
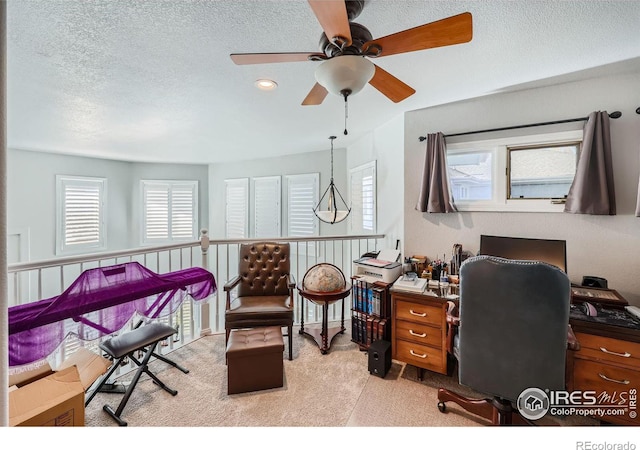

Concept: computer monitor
[[479, 234, 567, 273]]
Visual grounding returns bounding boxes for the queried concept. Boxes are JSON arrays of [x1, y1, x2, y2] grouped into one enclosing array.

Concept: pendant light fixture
[[314, 136, 351, 224]]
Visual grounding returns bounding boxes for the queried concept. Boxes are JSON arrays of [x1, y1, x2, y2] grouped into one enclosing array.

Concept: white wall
[[8, 149, 209, 262], [208, 148, 348, 239], [347, 114, 404, 253], [404, 70, 640, 305]]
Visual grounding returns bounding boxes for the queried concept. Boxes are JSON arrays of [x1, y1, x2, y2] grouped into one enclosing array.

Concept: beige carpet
[[86, 327, 371, 427], [84, 325, 598, 429]]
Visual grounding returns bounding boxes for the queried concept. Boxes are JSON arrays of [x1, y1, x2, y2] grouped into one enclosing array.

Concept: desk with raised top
[[392, 283, 640, 426], [567, 301, 640, 426]]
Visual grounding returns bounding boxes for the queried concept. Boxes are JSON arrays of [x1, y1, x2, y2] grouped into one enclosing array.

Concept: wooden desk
[[568, 312, 640, 426], [297, 283, 351, 354], [393, 281, 640, 426], [390, 288, 454, 377]]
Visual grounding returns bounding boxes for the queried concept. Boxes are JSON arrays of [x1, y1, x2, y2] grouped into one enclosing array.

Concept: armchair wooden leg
[[225, 329, 230, 365], [287, 326, 293, 360]]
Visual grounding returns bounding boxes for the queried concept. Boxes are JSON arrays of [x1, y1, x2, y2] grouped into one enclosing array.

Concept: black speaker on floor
[[368, 340, 391, 378]]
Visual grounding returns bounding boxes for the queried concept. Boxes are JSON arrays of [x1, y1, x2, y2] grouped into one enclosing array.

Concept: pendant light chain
[[330, 135, 335, 181], [343, 93, 349, 135]]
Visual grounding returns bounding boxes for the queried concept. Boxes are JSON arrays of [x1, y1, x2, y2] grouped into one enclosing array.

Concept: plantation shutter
[[362, 173, 375, 231], [142, 181, 198, 243], [56, 176, 106, 254], [349, 161, 377, 234], [144, 183, 170, 240], [225, 178, 249, 238], [253, 176, 281, 238], [286, 173, 319, 237], [171, 184, 196, 239]]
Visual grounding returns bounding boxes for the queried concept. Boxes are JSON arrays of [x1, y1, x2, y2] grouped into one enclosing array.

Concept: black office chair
[[437, 255, 578, 425]]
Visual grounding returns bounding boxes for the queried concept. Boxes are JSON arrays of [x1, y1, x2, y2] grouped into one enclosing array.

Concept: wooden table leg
[[299, 295, 306, 334], [321, 302, 329, 354]]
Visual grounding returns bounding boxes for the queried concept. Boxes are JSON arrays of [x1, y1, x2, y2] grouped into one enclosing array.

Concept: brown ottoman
[[226, 327, 285, 394]]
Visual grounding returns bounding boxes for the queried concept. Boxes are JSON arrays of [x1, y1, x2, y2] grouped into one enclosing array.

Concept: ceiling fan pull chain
[[343, 91, 349, 135]]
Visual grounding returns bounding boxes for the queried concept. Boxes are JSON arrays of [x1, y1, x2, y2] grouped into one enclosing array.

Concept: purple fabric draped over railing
[[8, 262, 216, 368]]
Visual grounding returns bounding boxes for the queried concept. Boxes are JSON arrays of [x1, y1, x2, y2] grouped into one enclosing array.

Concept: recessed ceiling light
[[255, 79, 278, 91]]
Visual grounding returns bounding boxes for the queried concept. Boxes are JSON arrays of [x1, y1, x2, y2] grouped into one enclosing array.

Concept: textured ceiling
[[6, 0, 640, 164]]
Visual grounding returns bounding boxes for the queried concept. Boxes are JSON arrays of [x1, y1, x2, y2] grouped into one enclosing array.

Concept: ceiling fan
[[230, 0, 473, 106]]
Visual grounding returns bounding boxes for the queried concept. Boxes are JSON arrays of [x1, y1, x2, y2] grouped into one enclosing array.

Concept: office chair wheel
[[437, 401, 447, 413]]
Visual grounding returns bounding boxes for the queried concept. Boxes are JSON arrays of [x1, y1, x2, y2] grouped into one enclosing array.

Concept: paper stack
[[393, 274, 428, 293]]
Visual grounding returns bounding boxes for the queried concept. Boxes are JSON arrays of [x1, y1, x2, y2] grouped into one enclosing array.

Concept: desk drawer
[[395, 300, 442, 326], [575, 332, 640, 368], [396, 340, 446, 373], [395, 319, 442, 347], [573, 358, 640, 391], [572, 358, 639, 426]]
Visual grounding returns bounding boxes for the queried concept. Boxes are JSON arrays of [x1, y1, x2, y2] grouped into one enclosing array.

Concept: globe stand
[[296, 284, 351, 354]]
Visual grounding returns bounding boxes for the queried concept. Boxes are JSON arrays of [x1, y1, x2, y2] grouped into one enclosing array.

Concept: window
[[446, 130, 582, 212], [349, 161, 377, 234], [225, 178, 249, 238], [448, 150, 492, 201], [56, 176, 107, 254], [253, 176, 281, 238], [508, 143, 579, 199], [286, 173, 319, 237], [142, 180, 198, 244]]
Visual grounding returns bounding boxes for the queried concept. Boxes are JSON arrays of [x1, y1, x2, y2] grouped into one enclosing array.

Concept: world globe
[[302, 263, 346, 293]]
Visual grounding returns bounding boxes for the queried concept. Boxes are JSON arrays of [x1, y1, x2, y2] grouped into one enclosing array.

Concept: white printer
[[353, 249, 403, 284]]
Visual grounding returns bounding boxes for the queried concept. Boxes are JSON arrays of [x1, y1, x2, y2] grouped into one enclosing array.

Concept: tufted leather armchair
[[224, 242, 295, 360], [437, 255, 579, 425]]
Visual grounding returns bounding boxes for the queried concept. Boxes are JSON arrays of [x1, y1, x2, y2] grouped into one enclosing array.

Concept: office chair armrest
[[445, 300, 460, 354], [567, 324, 580, 351], [445, 300, 460, 326]]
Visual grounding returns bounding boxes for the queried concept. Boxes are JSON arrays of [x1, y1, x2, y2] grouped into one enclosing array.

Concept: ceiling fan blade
[[302, 83, 329, 106], [363, 12, 472, 57], [230, 52, 324, 65], [368, 64, 416, 103], [307, 0, 352, 47]]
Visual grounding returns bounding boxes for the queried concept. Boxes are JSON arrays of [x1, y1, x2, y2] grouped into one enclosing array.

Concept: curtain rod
[[418, 111, 622, 142]]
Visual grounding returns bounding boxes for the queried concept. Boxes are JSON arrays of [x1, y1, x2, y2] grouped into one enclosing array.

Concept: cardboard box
[[8, 348, 112, 427], [57, 347, 112, 391], [9, 366, 85, 426], [8, 362, 54, 388]]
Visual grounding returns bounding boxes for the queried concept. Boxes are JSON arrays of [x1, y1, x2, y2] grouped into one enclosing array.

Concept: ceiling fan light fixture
[[254, 79, 278, 90], [314, 55, 374, 96]]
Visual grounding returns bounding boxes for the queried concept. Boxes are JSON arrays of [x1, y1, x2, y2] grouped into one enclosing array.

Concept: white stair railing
[[8, 231, 386, 361]]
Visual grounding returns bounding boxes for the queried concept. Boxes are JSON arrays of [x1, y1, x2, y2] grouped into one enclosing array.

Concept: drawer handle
[[409, 330, 427, 338], [409, 309, 427, 317], [598, 373, 630, 385], [409, 350, 427, 359], [599, 347, 631, 358]]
